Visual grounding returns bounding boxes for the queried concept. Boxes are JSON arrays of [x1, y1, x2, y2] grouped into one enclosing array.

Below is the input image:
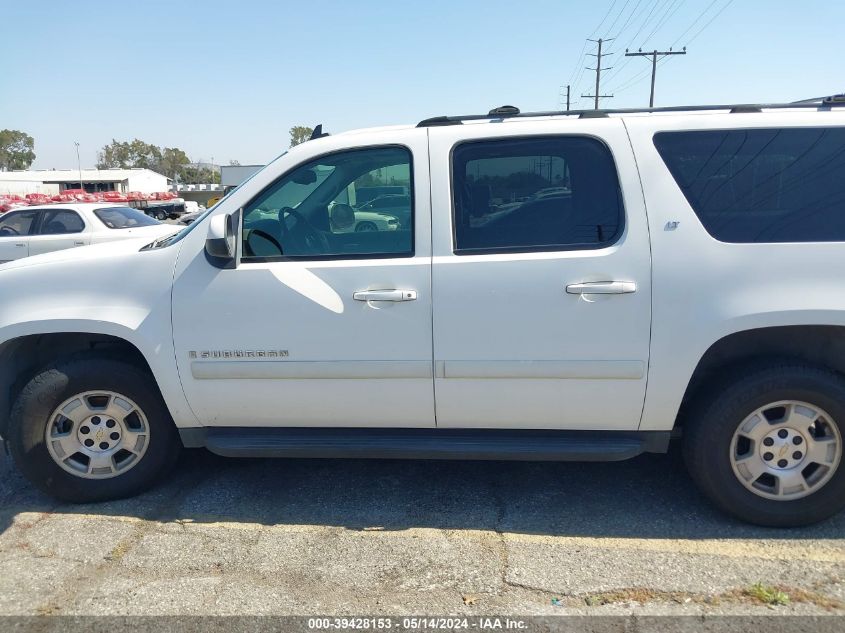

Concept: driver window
[[0, 210, 39, 237], [241, 146, 413, 260]]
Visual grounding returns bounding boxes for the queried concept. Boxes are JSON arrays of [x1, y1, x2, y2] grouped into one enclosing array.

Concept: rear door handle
[[566, 281, 637, 295], [353, 289, 417, 302]]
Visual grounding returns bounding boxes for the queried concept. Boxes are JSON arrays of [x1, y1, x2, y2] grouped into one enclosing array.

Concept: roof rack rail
[[416, 96, 845, 127]]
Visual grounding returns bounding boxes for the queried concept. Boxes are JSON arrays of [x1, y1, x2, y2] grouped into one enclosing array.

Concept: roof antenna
[[488, 105, 520, 117], [309, 124, 329, 140]]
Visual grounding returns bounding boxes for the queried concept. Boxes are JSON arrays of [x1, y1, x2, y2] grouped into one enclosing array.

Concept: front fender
[[0, 240, 200, 428]]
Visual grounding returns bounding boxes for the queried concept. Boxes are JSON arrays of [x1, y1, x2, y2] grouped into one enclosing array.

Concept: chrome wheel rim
[[45, 391, 150, 479], [730, 400, 842, 500]]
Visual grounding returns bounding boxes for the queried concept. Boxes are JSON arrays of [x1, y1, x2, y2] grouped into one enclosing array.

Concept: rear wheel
[[8, 356, 180, 503], [684, 363, 845, 527], [154, 209, 167, 221]]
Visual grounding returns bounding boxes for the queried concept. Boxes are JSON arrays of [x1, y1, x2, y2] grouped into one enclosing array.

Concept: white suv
[[1, 97, 845, 527]]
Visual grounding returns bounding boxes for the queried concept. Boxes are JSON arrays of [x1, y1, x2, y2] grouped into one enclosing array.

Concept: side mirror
[[292, 168, 317, 185], [205, 209, 240, 269]]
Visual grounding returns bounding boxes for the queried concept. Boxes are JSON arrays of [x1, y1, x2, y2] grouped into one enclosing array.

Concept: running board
[[180, 428, 670, 462]]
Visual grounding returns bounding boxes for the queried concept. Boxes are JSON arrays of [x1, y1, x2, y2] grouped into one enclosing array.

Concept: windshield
[[94, 206, 160, 229], [146, 153, 285, 249]]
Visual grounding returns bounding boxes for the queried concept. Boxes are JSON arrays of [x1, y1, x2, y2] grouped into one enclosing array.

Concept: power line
[[611, 52, 673, 92], [606, 0, 632, 35], [624, 47, 687, 106], [642, 0, 686, 45], [670, 0, 720, 47], [589, 0, 621, 38], [604, 0, 683, 85], [685, 0, 736, 45], [608, 0, 733, 97], [582, 38, 615, 109], [600, 0, 668, 84], [566, 0, 620, 87], [611, 0, 647, 38]]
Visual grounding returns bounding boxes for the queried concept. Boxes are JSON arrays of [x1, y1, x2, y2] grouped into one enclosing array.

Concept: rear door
[[28, 208, 90, 256], [428, 118, 652, 430], [0, 209, 38, 263]]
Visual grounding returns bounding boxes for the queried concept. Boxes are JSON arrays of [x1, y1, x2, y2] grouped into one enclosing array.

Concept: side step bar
[[180, 428, 671, 462]]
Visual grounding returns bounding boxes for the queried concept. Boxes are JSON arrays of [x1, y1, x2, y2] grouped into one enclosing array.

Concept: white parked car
[[0, 203, 178, 264], [1, 96, 845, 527]]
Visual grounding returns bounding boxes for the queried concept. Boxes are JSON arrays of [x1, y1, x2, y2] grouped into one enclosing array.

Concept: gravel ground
[[1, 444, 844, 619]]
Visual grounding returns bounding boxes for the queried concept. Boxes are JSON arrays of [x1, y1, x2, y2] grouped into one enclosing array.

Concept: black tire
[[154, 210, 167, 221], [355, 221, 377, 232], [8, 355, 181, 503], [684, 362, 845, 527]]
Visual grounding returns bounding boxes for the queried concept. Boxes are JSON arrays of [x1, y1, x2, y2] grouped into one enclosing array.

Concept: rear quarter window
[[654, 127, 845, 243]]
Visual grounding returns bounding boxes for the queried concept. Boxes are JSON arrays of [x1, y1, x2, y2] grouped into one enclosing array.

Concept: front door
[[0, 209, 37, 263], [172, 131, 435, 427], [429, 120, 652, 430]]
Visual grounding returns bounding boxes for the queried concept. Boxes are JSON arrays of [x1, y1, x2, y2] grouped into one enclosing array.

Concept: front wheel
[[684, 363, 845, 527], [355, 221, 378, 232], [8, 356, 181, 503]]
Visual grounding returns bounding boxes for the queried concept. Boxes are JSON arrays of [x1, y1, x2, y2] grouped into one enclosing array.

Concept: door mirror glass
[[329, 204, 356, 230], [205, 210, 240, 268]]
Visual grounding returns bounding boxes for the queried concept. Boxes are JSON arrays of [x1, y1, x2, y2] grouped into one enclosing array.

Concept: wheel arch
[[676, 325, 845, 428], [0, 332, 164, 439]]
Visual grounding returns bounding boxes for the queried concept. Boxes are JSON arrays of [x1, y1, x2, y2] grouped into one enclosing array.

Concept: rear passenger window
[[452, 136, 623, 253], [654, 128, 845, 243], [40, 209, 85, 235]]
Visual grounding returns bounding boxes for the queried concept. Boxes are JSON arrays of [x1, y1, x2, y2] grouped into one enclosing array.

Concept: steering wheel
[[279, 207, 330, 254], [0, 226, 20, 236]]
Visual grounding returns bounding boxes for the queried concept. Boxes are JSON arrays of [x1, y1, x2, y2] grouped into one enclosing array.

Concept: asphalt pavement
[[1, 444, 844, 617]]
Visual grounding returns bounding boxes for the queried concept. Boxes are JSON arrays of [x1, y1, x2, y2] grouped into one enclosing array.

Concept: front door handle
[[74, 241, 85, 246], [353, 289, 417, 302], [566, 281, 637, 295], [15, 243, 26, 248]]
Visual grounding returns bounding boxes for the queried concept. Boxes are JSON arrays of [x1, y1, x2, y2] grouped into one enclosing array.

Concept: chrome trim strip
[[441, 360, 645, 380], [191, 360, 433, 380]]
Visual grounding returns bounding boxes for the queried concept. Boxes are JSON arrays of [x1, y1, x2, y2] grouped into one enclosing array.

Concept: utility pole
[[624, 47, 687, 107], [74, 141, 82, 191], [558, 85, 571, 111], [582, 38, 614, 109]]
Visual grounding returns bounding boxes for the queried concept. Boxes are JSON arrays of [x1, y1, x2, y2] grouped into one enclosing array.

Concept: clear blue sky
[[2, 0, 843, 169]]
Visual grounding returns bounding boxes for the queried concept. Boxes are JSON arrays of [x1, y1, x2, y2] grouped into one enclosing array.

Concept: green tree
[[0, 129, 36, 170], [180, 165, 220, 185], [159, 147, 190, 179], [289, 126, 313, 148], [96, 138, 162, 170], [96, 139, 226, 183]]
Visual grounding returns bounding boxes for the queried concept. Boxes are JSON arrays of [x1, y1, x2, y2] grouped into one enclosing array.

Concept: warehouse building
[[0, 168, 169, 196]]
